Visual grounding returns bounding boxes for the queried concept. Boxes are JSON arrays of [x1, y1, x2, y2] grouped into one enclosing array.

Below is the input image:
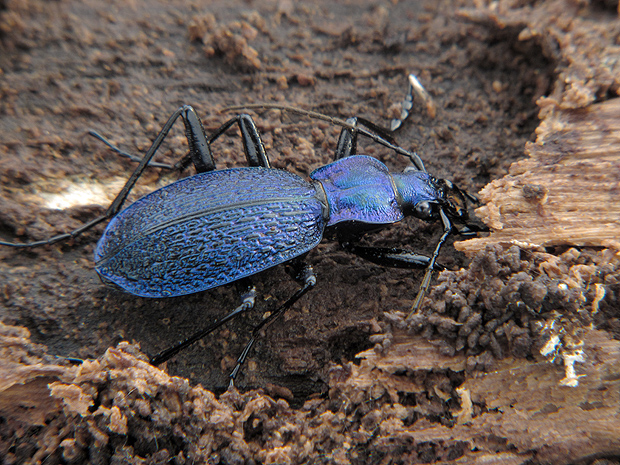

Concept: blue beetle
[[95, 151, 457, 298], [0, 101, 482, 381]]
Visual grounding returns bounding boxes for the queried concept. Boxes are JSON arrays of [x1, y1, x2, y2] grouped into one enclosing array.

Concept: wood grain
[[458, 98, 620, 252]]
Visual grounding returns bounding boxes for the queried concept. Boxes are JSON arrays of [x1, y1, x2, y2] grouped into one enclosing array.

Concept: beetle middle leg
[[150, 259, 317, 386], [104, 108, 273, 213], [93, 111, 271, 171], [87, 130, 179, 170]]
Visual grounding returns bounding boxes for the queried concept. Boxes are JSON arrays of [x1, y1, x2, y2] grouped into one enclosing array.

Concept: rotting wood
[[353, 328, 620, 464], [458, 98, 620, 252]]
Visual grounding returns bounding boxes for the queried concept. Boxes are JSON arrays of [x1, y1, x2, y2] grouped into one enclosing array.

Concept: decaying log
[[353, 328, 620, 464], [458, 98, 620, 252]]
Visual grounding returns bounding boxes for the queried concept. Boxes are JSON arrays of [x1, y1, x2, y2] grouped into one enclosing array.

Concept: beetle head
[[411, 177, 470, 223], [436, 178, 470, 222]]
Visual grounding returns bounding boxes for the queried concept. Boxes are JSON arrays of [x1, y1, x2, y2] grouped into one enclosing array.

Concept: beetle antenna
[[224, 103, 353, 128], [223, 103, 426, 171]]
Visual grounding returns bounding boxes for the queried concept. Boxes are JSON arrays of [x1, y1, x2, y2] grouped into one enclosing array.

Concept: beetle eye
[[414, 201, 433, 219]]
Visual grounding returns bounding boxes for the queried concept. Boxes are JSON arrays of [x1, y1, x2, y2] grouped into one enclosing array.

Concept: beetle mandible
[[0, 77, 484, 383]]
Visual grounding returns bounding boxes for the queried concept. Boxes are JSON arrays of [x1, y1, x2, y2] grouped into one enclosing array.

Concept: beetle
[[0, 80, 484, 383]]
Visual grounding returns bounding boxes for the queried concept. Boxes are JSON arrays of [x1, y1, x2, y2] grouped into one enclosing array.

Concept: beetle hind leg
[[228, 261, 316, 387], [149, 281, 257, 366]]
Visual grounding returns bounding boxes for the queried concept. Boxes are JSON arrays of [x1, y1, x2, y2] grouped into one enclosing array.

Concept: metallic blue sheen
[[95, 155, 443, 298], [310, 156, 403, 226], [95, 167, 326, 297], [392, 170, 440, 210]]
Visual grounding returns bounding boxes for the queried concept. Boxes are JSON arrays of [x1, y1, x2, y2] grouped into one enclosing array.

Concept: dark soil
[[0, 0, 547, 394], [2, 0, 618, 463]]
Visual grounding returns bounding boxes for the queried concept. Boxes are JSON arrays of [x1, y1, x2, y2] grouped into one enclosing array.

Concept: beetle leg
[[94, 105, 216, 173], [341, 242, 445, 271], [334, 117, 359, 159], [103, 109, 273, 217], [92, 108, 271, 173], [87, 130, 177, 169], [89, 105, 216, 173], [334, 116, 399, 160], [407, 209, 453, 318], [149, 282, 257, 366], [0, 106, 275, 247], [333, 115, 426, 171], [0, 105, 212, 247], [228, 261, 316, 387], [207, 113, 270, 168], [390, 73, 436, 132]]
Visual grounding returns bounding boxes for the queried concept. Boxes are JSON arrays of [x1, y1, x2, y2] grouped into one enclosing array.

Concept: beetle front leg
[[334, 117, 359, 159], [408, 209, 453, 318], [333, 115, 426, 170], [390, 74, 436, 132], [334, 116, 398, 160]]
